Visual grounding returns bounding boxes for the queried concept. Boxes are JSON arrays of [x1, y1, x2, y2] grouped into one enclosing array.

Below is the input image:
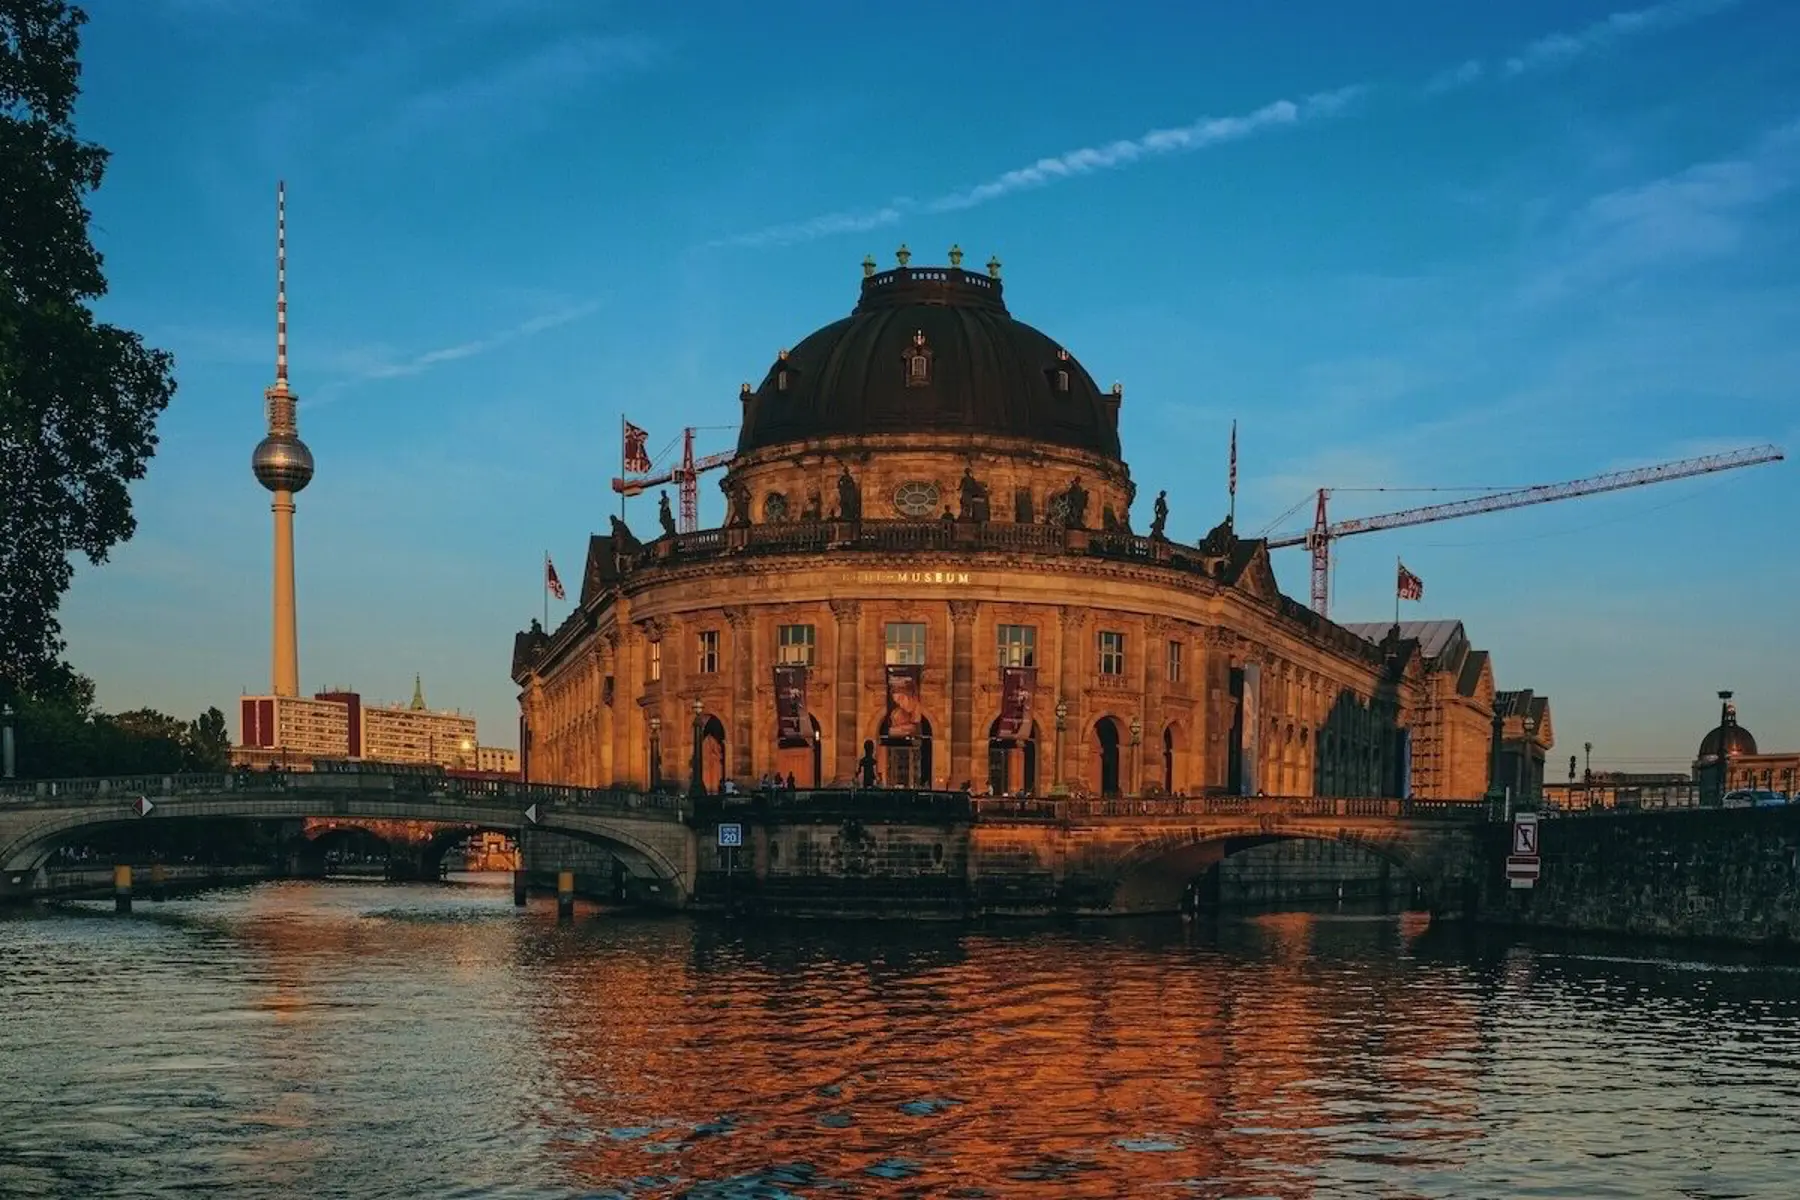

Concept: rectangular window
[[885, 622, 927, 666], [1166, 639, 1182, 683], [1099, 630, 1126, 677], [697, 630, 720, 674], [647, 640, 662, 683], [777, 623, 816, 666], [996, 624, 1036, 668]]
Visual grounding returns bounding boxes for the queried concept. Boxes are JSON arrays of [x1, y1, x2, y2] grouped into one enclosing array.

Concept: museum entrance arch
[[700, 715, 727, 793], [1091, 717, 1123, 797], [987, 718, 1040, 795], [775, 714, 824, 788], [879, 714, 933, 788]]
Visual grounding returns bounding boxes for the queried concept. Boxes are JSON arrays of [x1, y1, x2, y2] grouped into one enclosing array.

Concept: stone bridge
[[0, 772, 695, 906], [1, 773, 1490, 917]]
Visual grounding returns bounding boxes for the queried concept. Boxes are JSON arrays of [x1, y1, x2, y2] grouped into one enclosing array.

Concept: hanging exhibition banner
[[996, 666, 1036, 741], [885, 665, 923, 739], [773, 665, 807, 744], [1240, 661, 1262, 796]]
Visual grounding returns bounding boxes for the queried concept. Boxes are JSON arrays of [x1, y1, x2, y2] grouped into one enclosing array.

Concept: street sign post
[[1508, 812, 1540, 889], [132, 796, 155, 818], [717, 823, 743, 848]]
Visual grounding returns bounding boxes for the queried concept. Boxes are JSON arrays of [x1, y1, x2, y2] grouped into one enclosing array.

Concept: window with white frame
[[997, 624, 1036, 668], [697, 630, 719, 674], [885, 622, 927, 665], [647, 639, 662, 683], [1098, 630, 1126, 677], [777, 623, 816, 666], [1166, 639, 1182, 683]]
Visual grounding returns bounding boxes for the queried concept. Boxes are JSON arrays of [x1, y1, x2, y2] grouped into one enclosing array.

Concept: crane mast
[[1266, 444, 1785, 619], [610, 426, 736, 534]]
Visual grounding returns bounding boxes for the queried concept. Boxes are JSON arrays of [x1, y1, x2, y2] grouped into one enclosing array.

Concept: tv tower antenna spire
[[251, 180, 315, 696]]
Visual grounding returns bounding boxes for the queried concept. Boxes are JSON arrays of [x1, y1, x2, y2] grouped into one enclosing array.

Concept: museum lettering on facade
[[511, 252, 1507, 800]]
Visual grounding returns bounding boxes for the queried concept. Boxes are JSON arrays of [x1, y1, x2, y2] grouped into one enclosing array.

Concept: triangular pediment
[[1236, 542, 1280, 601]]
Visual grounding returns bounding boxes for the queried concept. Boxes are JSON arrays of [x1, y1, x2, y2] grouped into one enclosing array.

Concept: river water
[[3, 880, 1799, 1199]]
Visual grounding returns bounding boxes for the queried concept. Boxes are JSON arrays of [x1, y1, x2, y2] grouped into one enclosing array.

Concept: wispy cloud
[[1522, 115, 1800, 301], [382, 33, 661, 144], [713, 89, 1363, 249], [1502, 0, 1743, 77], [305, 302, 600, 406]]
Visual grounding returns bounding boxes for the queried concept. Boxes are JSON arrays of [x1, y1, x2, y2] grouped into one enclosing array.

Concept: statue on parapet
[[1061, 476, 1089, 529], [1198, 514, 1234, 558], [959, 466, 989, 522], [608, 515, 642, 555], [1149, 490, 1169, 540], [657, 491, 678, 538], [528, 618, 544, 636], [802, 489, 823, 521], [1101, 505, 1119, 532], [835, 466, 861, 522], [725, 476, 752, 527]]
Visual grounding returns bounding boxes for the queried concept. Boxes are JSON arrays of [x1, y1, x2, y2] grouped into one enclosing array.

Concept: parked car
[[1723, 789, 1788, 808]]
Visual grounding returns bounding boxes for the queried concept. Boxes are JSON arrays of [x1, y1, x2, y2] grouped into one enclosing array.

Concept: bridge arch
[[1105, 823, 1428, 915]]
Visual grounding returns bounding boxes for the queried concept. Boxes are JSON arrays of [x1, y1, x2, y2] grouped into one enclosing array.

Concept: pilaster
[[725, 606, 754, 780], [830, 599, 862, 783], [949, 599, 978, 789]]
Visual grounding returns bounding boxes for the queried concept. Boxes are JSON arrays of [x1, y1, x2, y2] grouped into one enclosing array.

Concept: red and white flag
[[546, 557, 566, 602], [1397, 562, 1424, 602], [623, 420, 651, 474], [1228, 420, 1238, 501]]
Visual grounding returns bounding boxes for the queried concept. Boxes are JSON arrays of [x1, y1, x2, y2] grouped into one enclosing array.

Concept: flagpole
[[543, 549, 550, 628], [619, 414, 627, 521], [1395, 556, 1401, 627], [1228, 420, 1238, 527]]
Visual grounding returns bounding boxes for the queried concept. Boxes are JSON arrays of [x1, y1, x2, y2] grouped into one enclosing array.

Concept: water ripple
[[5, 882, 1800, 1198]]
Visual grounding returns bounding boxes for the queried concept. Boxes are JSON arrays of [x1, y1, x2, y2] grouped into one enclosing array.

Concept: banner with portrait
[[996, 666, 1036, 742], [1240, 661, 1262, 797], [773, 665, 807, 745], [884, 664, 923, 740]]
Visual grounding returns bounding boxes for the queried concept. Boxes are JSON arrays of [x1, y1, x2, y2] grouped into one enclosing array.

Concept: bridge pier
[[557, 870, 575, 922], [512, 869, 528, 907], [113, 864, 132, 914], [150, 862, 168, 902]]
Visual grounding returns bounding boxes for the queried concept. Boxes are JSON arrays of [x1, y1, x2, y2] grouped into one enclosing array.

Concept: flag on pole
[[1228, 421, 1238, 500], [623, 420, 651, 474], [546, 557, 566, 602], [1397, 562, 1424, 602]]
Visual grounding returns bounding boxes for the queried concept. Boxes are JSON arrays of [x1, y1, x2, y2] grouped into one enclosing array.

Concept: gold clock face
[[893, 480, 940, 518]]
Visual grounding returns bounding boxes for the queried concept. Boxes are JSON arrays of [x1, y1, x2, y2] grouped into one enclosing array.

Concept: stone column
[[830, 600, 861, 784], [726, 607, 755, 781], [948, 600, 979, 790], [1199, 628, 1235, 793], [597, 633, 617, 786], [618, 624, 644, 788], [1139, 616, 1165, 795], [1056, 606, 1087, 793]]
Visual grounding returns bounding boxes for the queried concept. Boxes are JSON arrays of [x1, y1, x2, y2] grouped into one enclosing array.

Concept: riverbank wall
[[1474, 807, 1800, 945]]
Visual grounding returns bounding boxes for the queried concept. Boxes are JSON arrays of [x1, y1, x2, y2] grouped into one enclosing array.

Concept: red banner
[[885, 665, 923, 739], [623, 420, 651, 474], [773, 665, 807, 745], [996, 666, 1036, 741]]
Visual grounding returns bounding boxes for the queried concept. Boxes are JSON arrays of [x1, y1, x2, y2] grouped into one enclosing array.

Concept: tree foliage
[[1, 0, 177, 702], [7, 675, 231, 777]]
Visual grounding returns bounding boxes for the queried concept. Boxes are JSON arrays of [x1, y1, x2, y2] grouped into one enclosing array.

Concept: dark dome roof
[[1698, 723, 1758, 761], [736, 258, 1123, 460]]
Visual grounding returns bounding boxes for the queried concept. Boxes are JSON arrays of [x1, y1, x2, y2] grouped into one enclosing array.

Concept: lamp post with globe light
[[689, 698, 706, 798]]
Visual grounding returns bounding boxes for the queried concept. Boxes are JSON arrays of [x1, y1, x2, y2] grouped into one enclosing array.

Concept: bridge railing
[[971, 795, 1487, 822], [0, 771, 687, 821]]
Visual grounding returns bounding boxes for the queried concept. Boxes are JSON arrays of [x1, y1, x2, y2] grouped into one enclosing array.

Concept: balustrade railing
[[0, 770, 686, 819]]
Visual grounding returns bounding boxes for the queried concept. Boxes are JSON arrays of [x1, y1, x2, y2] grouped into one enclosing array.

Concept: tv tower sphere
[[253, 430, 314, 493]]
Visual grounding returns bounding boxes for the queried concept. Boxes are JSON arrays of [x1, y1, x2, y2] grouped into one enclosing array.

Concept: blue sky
[[59, 0, 1798, 775]]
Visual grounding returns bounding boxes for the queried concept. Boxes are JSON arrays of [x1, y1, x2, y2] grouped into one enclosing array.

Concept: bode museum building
[[512, 251, 1505, 800]]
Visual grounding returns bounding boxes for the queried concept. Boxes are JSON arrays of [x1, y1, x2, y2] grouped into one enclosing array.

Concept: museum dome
[[735, 249, 1124, 461], [1698, 723, 1758, 762]]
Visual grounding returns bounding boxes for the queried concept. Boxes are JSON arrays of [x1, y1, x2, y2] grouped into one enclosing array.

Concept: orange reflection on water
[[526, 912, 1485, 1197]]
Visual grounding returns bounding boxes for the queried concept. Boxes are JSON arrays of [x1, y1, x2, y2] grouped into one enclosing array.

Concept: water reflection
[[4, 883, 1800, 1198]]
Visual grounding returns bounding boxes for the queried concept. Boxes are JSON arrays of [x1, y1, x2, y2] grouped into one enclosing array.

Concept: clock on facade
[[892, 480, 941, 518], [763, 491, 789, 522]]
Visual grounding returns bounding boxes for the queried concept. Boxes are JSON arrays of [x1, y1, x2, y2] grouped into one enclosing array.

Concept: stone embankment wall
[[1218, 840, 1401, 907], [1476, 807, 1800, 944]]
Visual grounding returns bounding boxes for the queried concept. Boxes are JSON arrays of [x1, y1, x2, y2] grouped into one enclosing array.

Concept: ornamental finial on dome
[[862, 255, 876, 278], [949, 244, 964, 267], [740, 382, 751, 396], [986, 254, 1002, 279], [895, 244, 911, 267], [1111, 382, 1124, 396]]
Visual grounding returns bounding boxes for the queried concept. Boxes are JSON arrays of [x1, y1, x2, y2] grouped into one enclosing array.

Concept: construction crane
[[1267, 444, 1786, 619], [610, 426, 737, 534]]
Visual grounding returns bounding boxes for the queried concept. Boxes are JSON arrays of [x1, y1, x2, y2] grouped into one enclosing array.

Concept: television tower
[[250, 181, 314, 697]]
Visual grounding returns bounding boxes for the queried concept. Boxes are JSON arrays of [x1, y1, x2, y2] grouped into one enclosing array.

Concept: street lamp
[[648, 715, 662, 791], [689, 698, 706, 798], [1052, 699, 1068, 794], [460, 738, 474, 770], [1, 700, 15, 780], [1520, 713, 1539, 807], [812, 723, 822, 788]]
